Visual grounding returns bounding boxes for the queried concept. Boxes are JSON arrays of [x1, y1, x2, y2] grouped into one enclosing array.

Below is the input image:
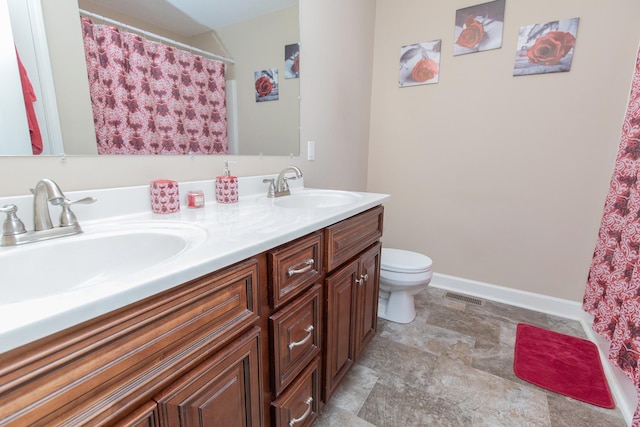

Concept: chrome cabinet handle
[[287, 258, 315, 278], [289, 397, 313, 427], [288, 325, 314, 350]]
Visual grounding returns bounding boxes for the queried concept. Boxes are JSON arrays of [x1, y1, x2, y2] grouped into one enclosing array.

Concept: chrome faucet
[[1, 179, 96, 246], [270, 165, 303, 197], [33, 178, 66, 231]]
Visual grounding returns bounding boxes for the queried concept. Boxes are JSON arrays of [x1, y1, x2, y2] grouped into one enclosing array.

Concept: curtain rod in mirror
[[78, 8, 235, 65]]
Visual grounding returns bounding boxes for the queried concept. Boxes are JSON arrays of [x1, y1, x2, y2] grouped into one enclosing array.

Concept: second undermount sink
[[257, 189, 364, 209], [0, 222, 208, 304]]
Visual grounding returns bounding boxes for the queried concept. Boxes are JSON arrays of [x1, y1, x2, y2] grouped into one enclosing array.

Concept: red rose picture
[[285, 43, 300, 79], [411, 59, 439, 83], [453, 0, 505, 56], [456, 16, 485, 49], [255, 76, 273, 97], [522, 31, 576, 66], [399, 40, 441, 87], [513, 18, 580, 76], [254, 69, 279, 102]]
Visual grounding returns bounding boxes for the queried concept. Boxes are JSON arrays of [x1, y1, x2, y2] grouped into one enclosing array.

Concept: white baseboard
[[430, 272, 636, 426]]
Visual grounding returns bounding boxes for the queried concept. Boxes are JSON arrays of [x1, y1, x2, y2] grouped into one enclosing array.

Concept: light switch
[[307, 141, 315, 161]]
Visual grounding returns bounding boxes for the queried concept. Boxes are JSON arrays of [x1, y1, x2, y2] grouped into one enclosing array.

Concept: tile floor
[[315, 287, 628, 427]]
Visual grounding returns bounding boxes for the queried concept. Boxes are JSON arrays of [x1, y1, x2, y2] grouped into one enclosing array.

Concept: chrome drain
[[444, 292, 483, 306]]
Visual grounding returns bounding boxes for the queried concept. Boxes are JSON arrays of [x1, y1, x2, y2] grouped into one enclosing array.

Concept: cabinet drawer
[[268, 231, 323, 309], [271, 356, 321, 427], [270, 284, 322, 396], [324, 206, 384, 272]]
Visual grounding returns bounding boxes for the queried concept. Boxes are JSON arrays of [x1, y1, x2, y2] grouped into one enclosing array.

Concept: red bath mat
[[513, 323, 615, 408]]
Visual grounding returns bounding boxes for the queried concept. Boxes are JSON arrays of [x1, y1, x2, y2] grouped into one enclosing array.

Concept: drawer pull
[[287, 258, 315, 278], [355, 273, 367, 286], [355, 273, 369, 286], [288, 325, 314, 350], [289, 396, 313, 427]]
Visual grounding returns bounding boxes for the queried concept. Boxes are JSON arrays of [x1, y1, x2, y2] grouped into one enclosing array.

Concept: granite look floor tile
[[425, 356, 551, 424], [466, 298, 550, 329], [546, 314, 588, 338], [423, 301, 503, 348], [358, 374, 474, 427], [316, 287, 628, 426], [472, 404, 551, 427], [546, 393, 627, 427], [314, 403, 377, 427], [357, 335, 439, 389], [471, 323, 520, 381], [378, 315, 475, 364], [326, 363, 379, 414]]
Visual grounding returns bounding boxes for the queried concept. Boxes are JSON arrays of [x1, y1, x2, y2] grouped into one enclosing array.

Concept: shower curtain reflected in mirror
[[81, 17, 227, 155]]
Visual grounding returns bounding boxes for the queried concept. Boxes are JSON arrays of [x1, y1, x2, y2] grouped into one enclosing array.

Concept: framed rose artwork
[[453, 0, 505, 56], [254, 68, 279, 102], [284, 43, 300, 79], [513, 18, 580, 76], [399, 40, 441, 88]]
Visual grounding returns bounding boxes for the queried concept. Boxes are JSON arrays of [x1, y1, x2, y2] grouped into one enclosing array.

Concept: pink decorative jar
[[215, 176, 238, 204], [150, 179, 180, 213]]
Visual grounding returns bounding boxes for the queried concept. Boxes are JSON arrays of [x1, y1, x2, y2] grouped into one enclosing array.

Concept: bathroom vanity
[[0, 176, 388, 426]]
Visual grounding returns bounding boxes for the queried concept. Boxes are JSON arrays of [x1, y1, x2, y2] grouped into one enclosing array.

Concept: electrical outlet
[[307, 141, 315, 161]]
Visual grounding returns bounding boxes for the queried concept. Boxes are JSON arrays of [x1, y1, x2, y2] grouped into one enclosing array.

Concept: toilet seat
[[381, 248, 432, 274]]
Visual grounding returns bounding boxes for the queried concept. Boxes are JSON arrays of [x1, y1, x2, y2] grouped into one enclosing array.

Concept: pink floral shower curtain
[[81, 17, 227, 155], [584, 44, 640, 426]]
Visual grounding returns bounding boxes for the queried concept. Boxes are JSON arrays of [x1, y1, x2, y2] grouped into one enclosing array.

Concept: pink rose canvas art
[[513, 18, 580, 76]]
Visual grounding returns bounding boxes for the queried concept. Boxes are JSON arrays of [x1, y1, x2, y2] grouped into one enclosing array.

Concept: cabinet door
[[354, 243, 381, 360], [324, 259, 358, 401], [155, 327, 262, 427]]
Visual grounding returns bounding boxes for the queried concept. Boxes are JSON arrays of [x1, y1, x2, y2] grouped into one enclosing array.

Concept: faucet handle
[[0, 205, 27, 236], [59, 197, 97, 227], [263, 178, 276, 198]]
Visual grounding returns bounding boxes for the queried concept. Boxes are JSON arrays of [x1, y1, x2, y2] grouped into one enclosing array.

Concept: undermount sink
[[257, 189, 364, 209], [0, 222, 207, 304]]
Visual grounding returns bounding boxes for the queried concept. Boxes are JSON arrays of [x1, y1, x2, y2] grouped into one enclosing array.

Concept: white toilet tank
[[380, 248, 433, 286]]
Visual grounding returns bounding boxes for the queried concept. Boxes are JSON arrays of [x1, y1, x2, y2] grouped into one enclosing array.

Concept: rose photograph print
[[284, 43, 300, 79], [453, 0, 505, 56], [254, 68, 279, 102], [513, 18, 579, 76], [399, 40, 441, 87]]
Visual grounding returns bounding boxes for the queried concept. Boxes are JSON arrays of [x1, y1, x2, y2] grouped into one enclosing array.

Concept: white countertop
[[0, 175, 389, 354]]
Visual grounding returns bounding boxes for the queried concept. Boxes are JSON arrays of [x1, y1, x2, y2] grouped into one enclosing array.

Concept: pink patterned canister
[[150, 180, 180, 213], [215, 176, 239, 204]]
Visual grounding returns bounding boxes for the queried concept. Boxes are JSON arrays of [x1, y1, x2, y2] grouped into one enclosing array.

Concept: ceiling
[[87, 0, 298, 37]]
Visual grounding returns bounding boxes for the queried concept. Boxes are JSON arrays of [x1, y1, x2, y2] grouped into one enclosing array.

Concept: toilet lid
[[381, 248, 432, 273]]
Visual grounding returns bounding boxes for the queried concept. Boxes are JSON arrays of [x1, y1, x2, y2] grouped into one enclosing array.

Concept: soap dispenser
[[216, 160, 238, 203]]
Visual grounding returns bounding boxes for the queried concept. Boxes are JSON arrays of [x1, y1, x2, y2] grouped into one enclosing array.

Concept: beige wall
[[217, 7, 300, 156], [0, 0, 375, 195], [367, 0, 640, 301]]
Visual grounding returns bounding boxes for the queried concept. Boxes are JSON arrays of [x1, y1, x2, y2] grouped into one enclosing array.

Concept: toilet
[[378, 248, 433, 324]]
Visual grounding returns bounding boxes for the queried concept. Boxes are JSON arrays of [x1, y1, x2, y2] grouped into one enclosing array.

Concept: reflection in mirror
[[2, 0, 300, 156]]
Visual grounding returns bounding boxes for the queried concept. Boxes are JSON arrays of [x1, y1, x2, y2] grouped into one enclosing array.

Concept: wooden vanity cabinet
[[323, 206, 383, 401]]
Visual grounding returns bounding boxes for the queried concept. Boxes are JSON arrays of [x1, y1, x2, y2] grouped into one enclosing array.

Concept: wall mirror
[[1, 0, 300, 157]]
